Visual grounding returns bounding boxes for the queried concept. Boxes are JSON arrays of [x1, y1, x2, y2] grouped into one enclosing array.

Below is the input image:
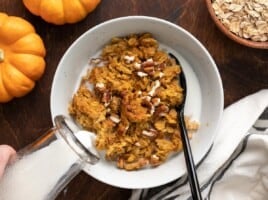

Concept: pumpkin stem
[[0, 49, 4, 62]]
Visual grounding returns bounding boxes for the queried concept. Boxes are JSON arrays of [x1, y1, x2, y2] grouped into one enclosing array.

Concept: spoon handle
[[178, 109, 203, 200]]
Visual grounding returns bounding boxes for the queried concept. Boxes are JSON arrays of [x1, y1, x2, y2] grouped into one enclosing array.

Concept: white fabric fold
[[199, 89, 268, 183], [130, 89, 268, 200], [210, 134, 268, 200]]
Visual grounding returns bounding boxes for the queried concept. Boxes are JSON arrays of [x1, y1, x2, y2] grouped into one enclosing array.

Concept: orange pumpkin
[[22, 0, 101, 25], [0, 12, 46, 103]]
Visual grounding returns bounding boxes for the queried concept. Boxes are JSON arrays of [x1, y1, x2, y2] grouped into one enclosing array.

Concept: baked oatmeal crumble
[[69, 33, 199, 170]]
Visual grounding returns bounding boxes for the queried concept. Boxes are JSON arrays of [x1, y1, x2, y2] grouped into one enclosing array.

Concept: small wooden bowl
[[205, 0, 268, 49]]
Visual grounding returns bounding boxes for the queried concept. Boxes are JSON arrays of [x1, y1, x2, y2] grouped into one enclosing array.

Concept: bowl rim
[[50, 15, 224, 189], [205, 0, 268, 49]]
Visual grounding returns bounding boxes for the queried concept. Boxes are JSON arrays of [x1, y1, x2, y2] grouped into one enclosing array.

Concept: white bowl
[[50, 16, 223, 189]]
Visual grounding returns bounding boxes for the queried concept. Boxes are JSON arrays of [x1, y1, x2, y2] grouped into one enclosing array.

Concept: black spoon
[[169, 53, 203, 200]]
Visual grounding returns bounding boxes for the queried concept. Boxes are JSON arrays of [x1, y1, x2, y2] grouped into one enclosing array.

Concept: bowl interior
[[50, 16, 223, 189], [205, 0, 268, 49]]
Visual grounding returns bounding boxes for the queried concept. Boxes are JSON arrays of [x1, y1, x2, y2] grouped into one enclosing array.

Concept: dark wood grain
[[0, 0, 267, 199]]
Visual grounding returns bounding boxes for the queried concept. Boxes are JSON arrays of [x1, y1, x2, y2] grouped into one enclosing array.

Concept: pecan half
[[154, 104, 169, 117], [137, 71, 148, 77], [150, 154, 161, 166], [143, 65, 155, 75], [101, 90, 112, 106], [109, 114, 121, 123], [117, 121, 130, 135], [141, 58, 155, 75], [124, 55, 135, 63], [148, 80, 161, 96], [151, 97, 161, 106], [156, 62, 166, 71], [141, 97, 153, 108], [95, 82, 106, 92], [133, 62, 141, 70], [142, 128, 158, 137], [141, 58, 154, 68]]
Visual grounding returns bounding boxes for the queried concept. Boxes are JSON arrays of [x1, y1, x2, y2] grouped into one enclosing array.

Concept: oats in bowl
[[69, 33, 199, 171], [212, 0, 268, 42]]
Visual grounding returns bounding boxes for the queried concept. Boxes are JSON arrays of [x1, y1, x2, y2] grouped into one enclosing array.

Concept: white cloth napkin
[[130, 89, 268, 200]]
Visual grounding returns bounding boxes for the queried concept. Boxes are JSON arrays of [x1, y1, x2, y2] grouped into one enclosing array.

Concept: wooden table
[[1, 0, 267, 199]]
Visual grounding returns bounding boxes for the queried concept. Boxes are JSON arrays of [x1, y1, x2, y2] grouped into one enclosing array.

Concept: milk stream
[[0, 131, 92, 200]]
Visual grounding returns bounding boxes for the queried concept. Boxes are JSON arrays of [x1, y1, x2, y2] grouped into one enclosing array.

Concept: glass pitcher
[[0, 115, 99, 200]]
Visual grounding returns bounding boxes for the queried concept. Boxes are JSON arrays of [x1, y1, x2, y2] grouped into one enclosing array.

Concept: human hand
[[0, 145, 16, 178]]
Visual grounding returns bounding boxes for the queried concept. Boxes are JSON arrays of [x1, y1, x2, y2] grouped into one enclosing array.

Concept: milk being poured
[[0, 130, 96, 200]]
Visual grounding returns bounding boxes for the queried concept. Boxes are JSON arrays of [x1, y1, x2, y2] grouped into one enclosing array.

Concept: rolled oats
[[212, 0, 268, 42]]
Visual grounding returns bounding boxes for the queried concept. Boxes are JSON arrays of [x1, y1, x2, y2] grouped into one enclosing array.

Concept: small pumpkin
[[0, 12, 46, 103], [22, 0, 101, 25]]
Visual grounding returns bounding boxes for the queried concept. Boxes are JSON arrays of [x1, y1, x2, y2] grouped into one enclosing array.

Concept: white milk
[[0, 131, 94, 200]]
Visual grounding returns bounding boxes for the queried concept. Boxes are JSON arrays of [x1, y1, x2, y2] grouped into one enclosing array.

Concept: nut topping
[[124, 55, 135, 63], [134, 62, 141, 69], [150, 154, 161, 166], [95, 82, 106, 92], [142, 65, 155, 75], [135, 142, 141, 147], [142, 98, 153, 109], [151, 97, 161, 106], [109, 114, 121, 123], [148, 80, 160, 96], [142, 129, 158, 137], [155, 104, 169, 117], [117, 123, 129, 135], [141, 58, 154, 67], [96, 82, 105, 88], [101, 90, 112, 107], [159, 72, 164, 78], [0, 49, 4, 62], [157, 63, 166, 70], [137, 71, 148, 77]]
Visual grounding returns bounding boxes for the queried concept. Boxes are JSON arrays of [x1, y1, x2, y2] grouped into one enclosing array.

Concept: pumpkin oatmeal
[[69, 33, 199, 171]]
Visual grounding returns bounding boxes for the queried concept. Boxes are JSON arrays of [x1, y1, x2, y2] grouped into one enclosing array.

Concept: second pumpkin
[[22, 0, 101, 25]]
